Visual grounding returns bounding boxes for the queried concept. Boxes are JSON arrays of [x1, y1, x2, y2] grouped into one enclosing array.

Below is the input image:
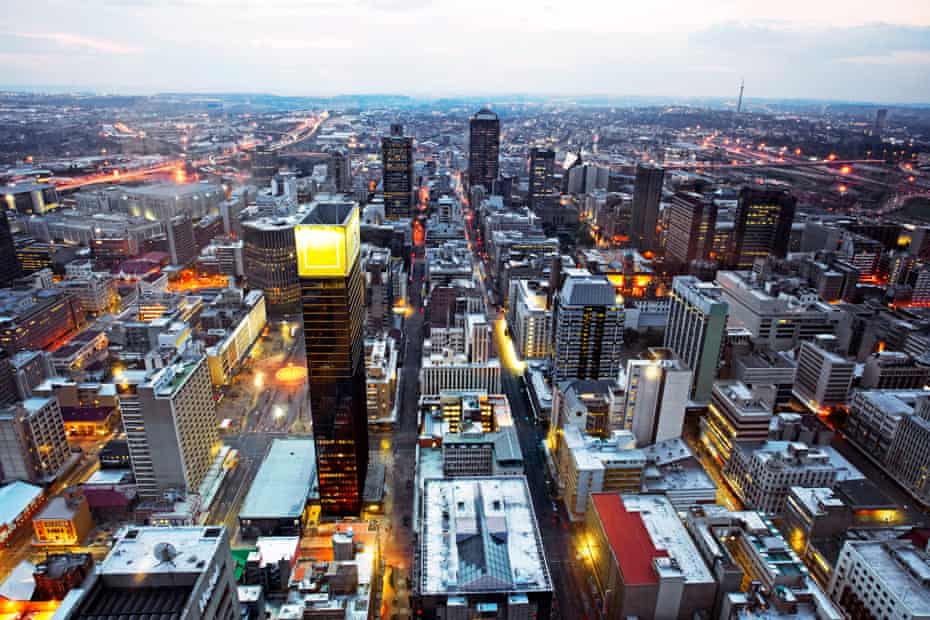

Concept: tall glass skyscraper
[[729, 187, 797, 269], [382, 123, 415, 220], [630, 164, 665, 252], [296, 201, 368, 515], [468, 108, 500, 192]]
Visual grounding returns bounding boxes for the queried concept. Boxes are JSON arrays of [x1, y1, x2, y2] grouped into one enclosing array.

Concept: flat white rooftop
[[103, 526, 225, 575], [240, 438, 316, 521], [420, 477, 551, 596]]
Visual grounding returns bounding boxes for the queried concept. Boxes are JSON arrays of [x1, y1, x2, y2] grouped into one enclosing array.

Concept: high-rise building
[[296, 201, 368, 515], [550, 272, 625, 382], [167, 214, 198, 266], [382, 124, 415, 220], [630, 164, 664, 251], [60, 526, 240, 620], [118, 357, 219, 501], [242, 217, 300, 314], [729, 186, 797, 269], [467, 108, 500, 192], [793, 336, 855, 411], [664, 276, 728, 402], [328, 148, 352, 193], [528, 147, 556, 208], [622, 348, 693, 446], [251, 146, 278, 185], [665, 191, 718, 266], [0, 210, 21, 287], [0, 396, 70, 484]]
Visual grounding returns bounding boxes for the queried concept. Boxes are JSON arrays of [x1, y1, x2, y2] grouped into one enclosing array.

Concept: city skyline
[[3, 0, 930, 103]]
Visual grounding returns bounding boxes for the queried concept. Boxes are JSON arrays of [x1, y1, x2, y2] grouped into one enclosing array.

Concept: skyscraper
[[119, 357, 219, 501], [328, 148, 352, 193], [664, 276, 729, 402], [296, 201, 368, 514], [550, 272, 625, 382], [251, 146, 278, 185], [382, 123, 415, 220], [630, 164, 664, 252], [0, 210, 21, 287], [528, 147, 556, 208], [242, 217, 300, 314], [665, 191, 718, 266], [166, 214, 198, 266], [468, 108, 500, 192], [729, 186, 797, 269]]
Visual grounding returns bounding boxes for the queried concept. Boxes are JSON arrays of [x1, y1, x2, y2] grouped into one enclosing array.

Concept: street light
[[254, 372, 264, 390]]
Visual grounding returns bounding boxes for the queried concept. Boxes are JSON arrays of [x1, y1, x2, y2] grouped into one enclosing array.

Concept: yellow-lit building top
[[295, 202, 361, 278]]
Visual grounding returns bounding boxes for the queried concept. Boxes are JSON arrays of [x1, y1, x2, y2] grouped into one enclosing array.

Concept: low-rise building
[[0, 480, 44, 546], [415, 477, 553, 619], [365, 336, 398, 428], [32, 489, 94, 546], [640, 438, 717, 510], [828, 540, 930, 620], [239, 439, 317, 538], [585, 493, 716, 619], [555, 426, 645, 521]]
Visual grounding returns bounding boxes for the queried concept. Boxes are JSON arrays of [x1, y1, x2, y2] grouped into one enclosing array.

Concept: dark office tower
[[166, 214, 198, 266], [630, 164, 665, 252], [382, 124, 415, 220], [252, 146, 278, 185], [729, 187, 797, 270], [328, 148, 352, 193], [243, 218, 300, 314], [665, 192, 718, 266], [468, 108, 500, 192], [528, 148, 556, 208], [296, 202, 367, 515], [0, 210, 21, 287]]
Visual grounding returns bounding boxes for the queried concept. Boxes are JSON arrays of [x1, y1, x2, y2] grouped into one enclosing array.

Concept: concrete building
[[640, 438, 717, 510], [622, 348, 693, 446], [701, 381, 774, 464], [724, 442, 839, 514], [731, 345, 797, 406], [57, 526, 239, 620], [114, 183, 224, 221], [415, 477, 552, 619], [418, 392, 523, 478], [509, 279, 551, 359], [585, 493, 716, 619], [550, 271, 624, 382], [120, 357, 219, 501], [238, 439, 316, 538], [686, 505, 842, 620], [0, 396, 70, 485], [419, 353, 501, 396], [554, 426, 645, 521], [664, 276, 729, 402], [32, 489, 94, 546], [203, 290, 267, 388], [550, 378, 623, 441], [793, 336, 855, 411], [861, 351, 930, 390], [0, 288, 84, 353], [716, 271, 847, 352], [829, 540, 930, 620], [365, 336, 398, 428], [845, 389, 922, 462], [167, 214, 198, 266], [885, 396, 930, 506]]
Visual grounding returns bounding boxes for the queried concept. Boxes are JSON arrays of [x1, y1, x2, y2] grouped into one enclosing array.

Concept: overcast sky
[[3, 0, 930, 103]]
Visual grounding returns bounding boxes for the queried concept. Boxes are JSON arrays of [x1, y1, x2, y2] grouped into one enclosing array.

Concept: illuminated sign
[[295, 207, 360, 277]]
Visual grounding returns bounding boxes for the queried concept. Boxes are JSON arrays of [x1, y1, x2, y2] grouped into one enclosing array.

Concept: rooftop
[[0, 481, 44, 530], [101, 526, 226, 576], [849, 541, 930, 614], [239, 439, 316, 521], [419, 477, 551, 596]]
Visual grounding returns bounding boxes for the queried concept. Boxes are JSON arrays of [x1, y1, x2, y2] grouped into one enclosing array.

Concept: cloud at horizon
[[2, 0, 929, 103]]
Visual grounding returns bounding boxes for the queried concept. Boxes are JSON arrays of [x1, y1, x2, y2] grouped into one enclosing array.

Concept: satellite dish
[[154, 542, 178, 565]]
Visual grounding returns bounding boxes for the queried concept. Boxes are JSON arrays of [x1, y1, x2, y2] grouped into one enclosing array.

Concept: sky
[[2, 0, 930, 103]]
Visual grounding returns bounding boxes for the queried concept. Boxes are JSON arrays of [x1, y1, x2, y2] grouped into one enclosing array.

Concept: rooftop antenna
[[737, 79, 745, 114]]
